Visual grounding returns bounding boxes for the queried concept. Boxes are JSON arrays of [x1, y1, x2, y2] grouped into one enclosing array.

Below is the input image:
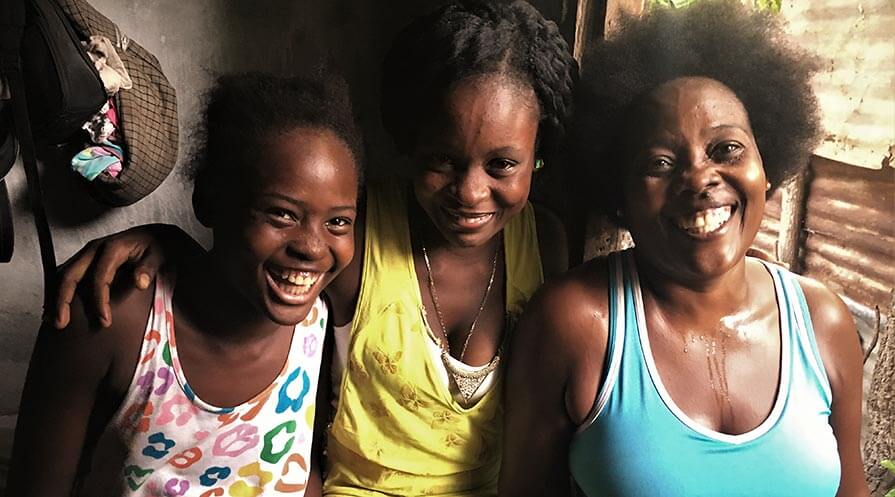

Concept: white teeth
[[450, 212, 493, 224], [674, 206, 732, 234], [270, 268, 320, 288]]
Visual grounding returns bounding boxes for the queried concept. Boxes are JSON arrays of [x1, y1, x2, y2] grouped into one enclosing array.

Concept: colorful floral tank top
[[106, 273, 327, 496], [324, 181, 543, 496]]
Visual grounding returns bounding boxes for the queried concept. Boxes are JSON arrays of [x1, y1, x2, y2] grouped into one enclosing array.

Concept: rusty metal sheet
[[780, 0, 895, 169], [801, 157, 895, 309]]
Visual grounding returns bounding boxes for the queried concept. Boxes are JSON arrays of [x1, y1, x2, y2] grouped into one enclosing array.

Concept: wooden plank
[[777, 170, 809, 271]]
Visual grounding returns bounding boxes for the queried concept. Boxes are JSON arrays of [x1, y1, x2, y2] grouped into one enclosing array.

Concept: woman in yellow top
[[50, 1, 578, 495]]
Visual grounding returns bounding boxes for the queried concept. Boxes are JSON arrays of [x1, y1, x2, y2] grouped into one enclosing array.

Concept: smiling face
[[621, 77, 767, 282], [211, 127, 358, 326], [411, 74, 540, 248]]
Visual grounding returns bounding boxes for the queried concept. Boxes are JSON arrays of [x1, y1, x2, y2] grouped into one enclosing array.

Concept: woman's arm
[[798, 276, 870, 497], [499, 266, 609, 497], [54, 224, 203, 329], [306, 312, 336, 497], [7, 297, 119, 495]]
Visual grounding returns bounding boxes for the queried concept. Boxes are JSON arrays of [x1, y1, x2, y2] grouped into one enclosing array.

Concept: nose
[[285, 224, 326, 261], [676, 153, 721, 196], [451, 165, 490, 206]]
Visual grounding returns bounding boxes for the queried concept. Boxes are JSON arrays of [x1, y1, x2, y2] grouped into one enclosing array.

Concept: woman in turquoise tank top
[[500, 2, 868, 497]]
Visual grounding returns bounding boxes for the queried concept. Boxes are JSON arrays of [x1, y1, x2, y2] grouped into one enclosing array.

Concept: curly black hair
[[380, 0, 578, 163], [573, 0, 822, 217], [190, 71, 364, 210]]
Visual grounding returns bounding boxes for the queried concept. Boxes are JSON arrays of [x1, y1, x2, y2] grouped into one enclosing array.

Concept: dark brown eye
[[711, 142, 744, 162], [326, 216, 353, 235], [488, 158, 518, 173], [644, 156, 674, 175], [269, 209, 296, 223], [425, 154, 454, 171]]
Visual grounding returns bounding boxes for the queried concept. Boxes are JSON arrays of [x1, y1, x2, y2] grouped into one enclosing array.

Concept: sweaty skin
[[499, 78, 868, 497]]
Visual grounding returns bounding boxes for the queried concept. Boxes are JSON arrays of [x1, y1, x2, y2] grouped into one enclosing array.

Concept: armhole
[[576, 252, 626, 433], [349, 186, 379, 337], [108, 274, 168, 426], [504, 202, 545, 318], [780, 270, 834, 406], [529, 202, 546, 284]]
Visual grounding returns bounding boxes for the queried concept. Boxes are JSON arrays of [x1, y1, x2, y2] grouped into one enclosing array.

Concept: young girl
[[49, 2, 578, 495], [7, 72, 364, 496]]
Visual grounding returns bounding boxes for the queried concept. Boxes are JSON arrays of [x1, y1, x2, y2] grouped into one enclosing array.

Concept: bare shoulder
[[514, 257, 611, 365], [532, 203, 569, 278], [526, 257, 610, 328], [65, 273, 155, 390], [792, 274, 856, 344], [791, 273, 862, 387], [511, 257, 613, 424]]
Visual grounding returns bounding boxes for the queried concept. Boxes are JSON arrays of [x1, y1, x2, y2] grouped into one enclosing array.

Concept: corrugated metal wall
[[754, 0, 895, 317], [802, 157, 894, 311], [755, 157, 894, 312], [781, 0, 894, 170]]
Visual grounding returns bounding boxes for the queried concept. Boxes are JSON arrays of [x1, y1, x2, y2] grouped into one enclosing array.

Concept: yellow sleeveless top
[[324, 181, 543, 496]]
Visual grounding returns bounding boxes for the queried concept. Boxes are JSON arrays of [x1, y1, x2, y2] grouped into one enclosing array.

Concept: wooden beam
[[604, 0, 646, 35], [573, 0, 603, 61], [776, 167, 810, 272]]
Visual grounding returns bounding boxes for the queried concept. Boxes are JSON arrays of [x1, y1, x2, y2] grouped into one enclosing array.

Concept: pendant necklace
[[421, 234, 501, 403]]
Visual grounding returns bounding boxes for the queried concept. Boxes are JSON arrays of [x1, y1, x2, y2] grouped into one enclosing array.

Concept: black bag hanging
[[0, 0, 72, 301], [0, 0, 179, 305], [20, 0, 108, 143]]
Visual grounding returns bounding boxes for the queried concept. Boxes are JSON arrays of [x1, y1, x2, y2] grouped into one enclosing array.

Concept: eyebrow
[[710, 124, 749, 133], [258, 192, 357, 212], [489, 146, 524, 155], [636, 135, 680, 150]]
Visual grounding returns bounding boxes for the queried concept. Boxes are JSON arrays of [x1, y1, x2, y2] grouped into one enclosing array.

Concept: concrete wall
[[0, 0, 463, 468]]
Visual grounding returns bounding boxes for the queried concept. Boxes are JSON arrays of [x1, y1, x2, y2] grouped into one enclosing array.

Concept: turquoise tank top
[[569, 251, 841, 497]]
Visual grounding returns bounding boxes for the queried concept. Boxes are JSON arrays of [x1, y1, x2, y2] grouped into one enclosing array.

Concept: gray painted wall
[[0, 0, 434, 418]]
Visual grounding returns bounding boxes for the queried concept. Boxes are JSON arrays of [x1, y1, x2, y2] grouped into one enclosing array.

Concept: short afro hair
[[573, 0, 822, 216], [380, 0, 578, 163], [191, 71, 364, 196]]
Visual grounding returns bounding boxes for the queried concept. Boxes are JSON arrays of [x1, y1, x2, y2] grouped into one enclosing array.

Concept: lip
[[264, 264, 327, 306], [667, 203, 739, 241], [441, 207, 497, 231]]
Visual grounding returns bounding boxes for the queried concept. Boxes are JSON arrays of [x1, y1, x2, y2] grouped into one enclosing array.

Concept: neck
[[633, 249, 750, 325], [173, 255, 284, 345]]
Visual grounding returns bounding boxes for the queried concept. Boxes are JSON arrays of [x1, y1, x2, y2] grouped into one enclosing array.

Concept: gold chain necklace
[[421, 235, 501, 402]]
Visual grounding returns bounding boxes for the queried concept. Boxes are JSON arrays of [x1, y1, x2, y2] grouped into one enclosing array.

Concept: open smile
[[442, 207, 496, 230], [671, 204, 737, 239], [265, 265, 326, 304]]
